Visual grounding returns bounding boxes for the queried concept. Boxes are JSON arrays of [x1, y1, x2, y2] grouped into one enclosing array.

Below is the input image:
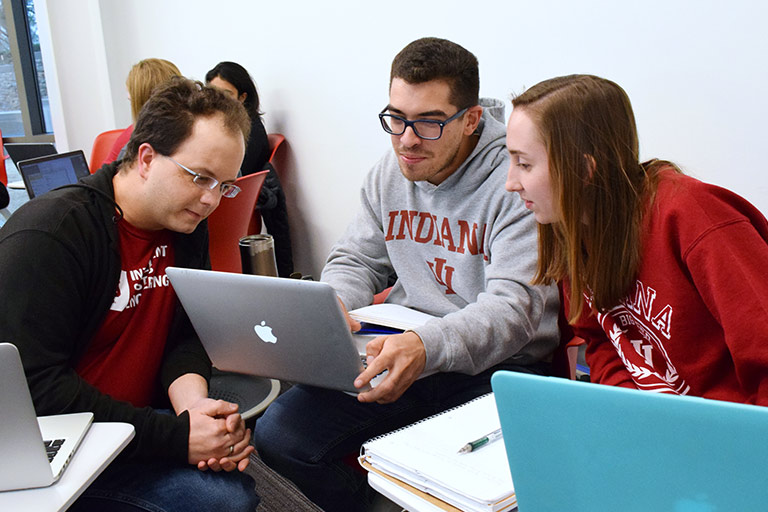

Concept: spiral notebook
[[359, 393, 516, 512]]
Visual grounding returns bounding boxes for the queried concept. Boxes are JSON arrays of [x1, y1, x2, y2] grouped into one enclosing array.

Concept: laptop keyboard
[[44, 438, 65, 462]]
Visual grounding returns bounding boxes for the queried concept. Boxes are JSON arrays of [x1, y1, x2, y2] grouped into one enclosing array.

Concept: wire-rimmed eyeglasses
[[378, 107, 468, 140], [165, 156, 240, 198]]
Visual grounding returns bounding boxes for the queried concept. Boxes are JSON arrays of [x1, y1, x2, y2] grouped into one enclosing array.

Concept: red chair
[[266, 133, 286, 163], [248, 133, 287, 235], [89, 128, 125, 173], [0, 128, 9, 185], [373, 287, 391, 304], [207, 169, 279, 419], [550, 284, 588, 380], [207, 170, 268, 273]]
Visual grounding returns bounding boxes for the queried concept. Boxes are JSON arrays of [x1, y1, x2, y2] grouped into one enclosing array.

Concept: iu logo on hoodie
[[427, 257, 456, 295]]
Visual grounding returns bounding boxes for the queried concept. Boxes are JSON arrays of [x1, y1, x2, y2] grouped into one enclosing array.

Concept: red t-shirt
[[76, 218, 176, 407], [570, 169, 768, 405]]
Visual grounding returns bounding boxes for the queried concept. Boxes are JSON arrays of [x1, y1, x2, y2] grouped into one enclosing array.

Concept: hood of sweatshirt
[[412, 97, 509, 194]]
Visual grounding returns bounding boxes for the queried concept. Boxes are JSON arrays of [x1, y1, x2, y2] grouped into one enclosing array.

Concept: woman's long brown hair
[[513, 75, 677, 321]]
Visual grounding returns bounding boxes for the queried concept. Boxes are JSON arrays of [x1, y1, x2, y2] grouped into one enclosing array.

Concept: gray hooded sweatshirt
[[321, 101, 559, 375]]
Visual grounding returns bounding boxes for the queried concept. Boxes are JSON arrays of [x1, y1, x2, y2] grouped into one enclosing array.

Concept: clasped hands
[[186, 398, 254, 472]]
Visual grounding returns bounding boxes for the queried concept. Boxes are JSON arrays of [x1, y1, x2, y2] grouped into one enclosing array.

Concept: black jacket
[[256, 162, 294, 277], [241, 116, 270, 177], [241, 118, 294, 277], [0, 162, 211, 462]]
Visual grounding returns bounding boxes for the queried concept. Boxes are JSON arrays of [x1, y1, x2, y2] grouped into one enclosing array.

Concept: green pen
[[457, 428, 503, 454]]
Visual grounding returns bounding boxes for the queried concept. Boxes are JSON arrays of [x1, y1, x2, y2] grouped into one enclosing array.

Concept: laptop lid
[[4, 142, 57, 164], [0, 343, 93, 491], [166, 267, 370, 393], [17, 150, 90, 199], [491, 371, 768, 512]]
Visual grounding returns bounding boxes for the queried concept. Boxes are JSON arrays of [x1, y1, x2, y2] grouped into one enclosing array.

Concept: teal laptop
[[491, 371, 768, 512]]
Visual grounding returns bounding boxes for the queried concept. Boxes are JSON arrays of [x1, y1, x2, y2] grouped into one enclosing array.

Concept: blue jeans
[[253, 362, 547, 512], [68, 459, 259, 512]]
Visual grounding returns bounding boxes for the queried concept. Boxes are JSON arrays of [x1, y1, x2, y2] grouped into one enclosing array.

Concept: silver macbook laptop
[[166, 267, 381, 393], [491, 371, 768, 511], [17, 150, 90, 199], [0, 343, 93, 492]]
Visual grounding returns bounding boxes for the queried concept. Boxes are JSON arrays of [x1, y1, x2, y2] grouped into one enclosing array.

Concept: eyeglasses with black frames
[[378, 107, 468, 140], [165, 156, 241, 199]]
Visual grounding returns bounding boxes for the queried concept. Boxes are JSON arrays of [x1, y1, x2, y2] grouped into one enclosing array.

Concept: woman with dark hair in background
[[206, 61, 293, 277], [206, 61, 270, 175]]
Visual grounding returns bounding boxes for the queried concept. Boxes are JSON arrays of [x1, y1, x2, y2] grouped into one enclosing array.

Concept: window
[[0, 0, 52, 141]]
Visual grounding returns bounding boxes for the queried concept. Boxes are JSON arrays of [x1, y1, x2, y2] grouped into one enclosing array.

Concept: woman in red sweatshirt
[[505, 74, 768, 405]]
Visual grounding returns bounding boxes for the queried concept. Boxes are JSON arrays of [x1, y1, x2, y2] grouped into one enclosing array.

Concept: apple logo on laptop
[[254, 321, 277, 343]]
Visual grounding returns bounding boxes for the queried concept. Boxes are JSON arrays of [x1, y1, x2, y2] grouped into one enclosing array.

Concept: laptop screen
[[18, 150, 90, 199], [4, 142, 57, 164], [491, 371, 768, 512]]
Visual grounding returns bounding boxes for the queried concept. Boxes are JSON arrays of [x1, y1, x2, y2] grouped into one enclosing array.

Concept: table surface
[[0, 422, 135, 512]]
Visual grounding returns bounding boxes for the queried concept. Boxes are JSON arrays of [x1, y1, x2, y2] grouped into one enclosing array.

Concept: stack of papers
[[360, 393, 516, 512], [349, 303, 438, 331]]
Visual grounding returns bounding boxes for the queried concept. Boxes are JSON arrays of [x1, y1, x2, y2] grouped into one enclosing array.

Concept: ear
[[463, 105, 484, 136], [136, 143, 157, 180], [238, 91, 248, 104]]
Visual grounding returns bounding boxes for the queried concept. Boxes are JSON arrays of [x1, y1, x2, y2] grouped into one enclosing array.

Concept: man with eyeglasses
[[0, 78, 260, 511], [254, 37, 559, 512]]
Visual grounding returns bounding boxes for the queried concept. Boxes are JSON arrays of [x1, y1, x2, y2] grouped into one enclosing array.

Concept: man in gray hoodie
[[254, 37, 559, 511]]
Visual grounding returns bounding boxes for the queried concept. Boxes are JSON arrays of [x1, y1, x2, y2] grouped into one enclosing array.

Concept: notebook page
[[362, 393, 514, 510]]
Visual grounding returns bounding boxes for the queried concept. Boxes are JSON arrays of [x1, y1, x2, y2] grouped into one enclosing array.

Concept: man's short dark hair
[[122, 77, 251, 164], [390, 37, 479, 110]]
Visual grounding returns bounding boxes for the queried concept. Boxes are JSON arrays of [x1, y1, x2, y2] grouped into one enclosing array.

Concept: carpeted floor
[[245, 380, 323, 511]]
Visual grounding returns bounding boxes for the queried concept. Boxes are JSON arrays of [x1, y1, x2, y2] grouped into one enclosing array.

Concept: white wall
[[40, 0, 768, 277], [35, 0, 114, 152]]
